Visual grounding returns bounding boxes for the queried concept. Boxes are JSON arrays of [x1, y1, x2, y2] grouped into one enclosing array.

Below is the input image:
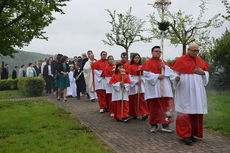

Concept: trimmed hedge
[[17, 77, 45, 97], [0, 79, 18, 90]]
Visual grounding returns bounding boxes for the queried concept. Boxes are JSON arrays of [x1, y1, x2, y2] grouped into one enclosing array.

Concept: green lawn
[[204, 90, 230, 136], [0, 90, 25, 99], [0, 99, 115, 153]]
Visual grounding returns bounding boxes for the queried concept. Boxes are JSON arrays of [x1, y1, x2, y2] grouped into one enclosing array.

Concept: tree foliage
[[222, 0, 230, 21], [210, 30, 230, 90], [102, 7, 151, 60], [0, 0, 69, 57], [149, 0, 224, 56]]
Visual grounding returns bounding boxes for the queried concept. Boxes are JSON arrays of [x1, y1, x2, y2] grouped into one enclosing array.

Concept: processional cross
[[154, 0, 171, 96]]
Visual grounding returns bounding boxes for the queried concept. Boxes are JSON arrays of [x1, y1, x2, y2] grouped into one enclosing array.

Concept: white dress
[[67, 71, 77, 97]]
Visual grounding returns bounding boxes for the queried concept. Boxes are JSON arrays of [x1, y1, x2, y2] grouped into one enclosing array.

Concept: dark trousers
[[45, 76, 54, 93], [76, 80, 84, 97]]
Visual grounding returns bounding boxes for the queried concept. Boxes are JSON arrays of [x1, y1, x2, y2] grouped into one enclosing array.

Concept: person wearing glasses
[[141, 46, 175, 133], [172, 42, 210, 145], [92, 51, 108, 113]]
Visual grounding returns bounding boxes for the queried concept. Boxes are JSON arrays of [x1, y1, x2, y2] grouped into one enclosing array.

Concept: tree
[[210, 30, 230, 90], [0, 0, 69, 57], [222, 0, 230, 21], [149, 0, 224, 56], [102, 7, 151, 60]]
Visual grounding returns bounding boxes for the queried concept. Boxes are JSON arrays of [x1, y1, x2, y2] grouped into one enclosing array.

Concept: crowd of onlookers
[[0, 51, 93, 98]]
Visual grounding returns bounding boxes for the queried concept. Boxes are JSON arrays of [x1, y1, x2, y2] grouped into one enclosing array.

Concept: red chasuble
[[172, 53, 210, 74], [141, 57, 171, 74], [116, 60, 130, 70]]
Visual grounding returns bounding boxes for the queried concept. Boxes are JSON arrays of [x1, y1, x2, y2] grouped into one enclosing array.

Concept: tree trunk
[[183, 44, 187, 55], [125, 48, 129, 61]]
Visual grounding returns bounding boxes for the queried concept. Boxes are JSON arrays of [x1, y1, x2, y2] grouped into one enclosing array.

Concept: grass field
[[0, 99, 115, 153], [204, 91, 230, 136], [0, 90, 25, 99]]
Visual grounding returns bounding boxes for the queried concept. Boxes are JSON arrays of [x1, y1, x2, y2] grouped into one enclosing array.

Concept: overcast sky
[[22, 0, 229, 60]]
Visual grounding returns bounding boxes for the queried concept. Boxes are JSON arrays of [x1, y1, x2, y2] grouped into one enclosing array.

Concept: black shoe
[[141, 115, 148, 120], [57, 98, 60, 101], [122, 117, 129, 123], [87, 93, 90, 99], [183, 137, 192, 145], [90, 99, 96, 102], [133, 116, 137, 119], [190, 136, 198, 142], [76, 97, 80, 100]]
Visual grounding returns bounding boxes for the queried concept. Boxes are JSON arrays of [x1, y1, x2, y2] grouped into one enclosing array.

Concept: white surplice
[[67, 71, 77, 97], [128, 74, 145, 95], [94, 69, 106, 90], [173, 71, 209, 114], [105, 76, 112, 94], [111, 83, 130, 101], [143, 65, 176, 100]]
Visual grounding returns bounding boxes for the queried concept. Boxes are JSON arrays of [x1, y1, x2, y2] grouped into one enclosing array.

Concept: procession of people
[[59, 42, 208, 145], [0, 42, 210, 145]]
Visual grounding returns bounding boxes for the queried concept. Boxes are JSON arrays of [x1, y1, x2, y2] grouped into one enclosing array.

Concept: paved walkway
[[4, 95, 228, 153], [43, 95, 230, 153]]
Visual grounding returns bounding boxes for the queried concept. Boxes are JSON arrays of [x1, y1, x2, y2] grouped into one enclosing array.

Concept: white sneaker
[[161, 127, 173, 133], [99, 109, 104, 113], [110, 113, 114, 117], [150, 126, 158, 133]]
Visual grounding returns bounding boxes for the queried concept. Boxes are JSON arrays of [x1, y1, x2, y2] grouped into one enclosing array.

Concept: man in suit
[[1, 64, 9, 80], [74, 63, 85, 100], [12, 66, 18, 79], [34, 60, 40, 77]]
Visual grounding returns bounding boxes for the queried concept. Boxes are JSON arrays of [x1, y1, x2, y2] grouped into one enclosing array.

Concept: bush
[[17, 77, 45, 97], [0, 79, 18, 90]]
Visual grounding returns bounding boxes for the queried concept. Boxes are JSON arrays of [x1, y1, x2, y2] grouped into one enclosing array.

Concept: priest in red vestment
[[92, 51, 108, 113], [141, 46, 175, 133], [172, 42, 210, 145]]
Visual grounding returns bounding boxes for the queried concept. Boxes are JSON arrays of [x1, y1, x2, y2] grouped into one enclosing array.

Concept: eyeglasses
[[189, 49, 199, 53], [102, 54, 107, 55]]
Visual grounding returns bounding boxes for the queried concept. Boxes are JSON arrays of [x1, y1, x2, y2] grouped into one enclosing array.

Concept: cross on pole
[[154, 0, 171, 97], [155, 0, 171, 24]]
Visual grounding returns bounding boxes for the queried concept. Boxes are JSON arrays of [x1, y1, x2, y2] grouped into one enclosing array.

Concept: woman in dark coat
[[56, 56, 70, 102]]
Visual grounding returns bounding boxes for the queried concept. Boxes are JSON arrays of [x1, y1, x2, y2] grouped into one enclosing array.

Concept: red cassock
[[103, 63, 115, 114], [172, 53, 210, 138], [141, 58, 174, 125], [116, 60, 130, 70], [92, 59, 108, 110], [126, 63, 148, 117], [110, 73, 131, 119]]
